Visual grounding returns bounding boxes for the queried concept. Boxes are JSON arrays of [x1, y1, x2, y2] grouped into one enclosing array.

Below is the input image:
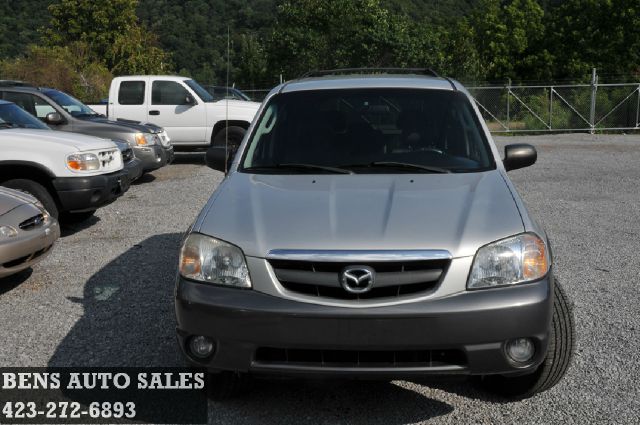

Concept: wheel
[[207, 371, 249, 400], [212, 125, 245, 150], [479, 279, 575, 398], [2, 179, 59, 218], [60, 210, 96, 224]]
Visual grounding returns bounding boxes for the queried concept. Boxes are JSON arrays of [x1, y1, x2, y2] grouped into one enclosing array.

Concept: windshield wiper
[[244, 163, 354, 174], [341, 161, 451, 174]]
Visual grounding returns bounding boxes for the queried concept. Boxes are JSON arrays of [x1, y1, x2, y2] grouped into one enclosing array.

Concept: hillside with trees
[[1, 0, 639, 100]]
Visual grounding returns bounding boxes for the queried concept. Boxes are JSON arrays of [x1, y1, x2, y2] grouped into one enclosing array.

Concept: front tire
[[2, 179, 59, 219], [207, 371, 249, 400], [479, 279, 575, 398], [212, 126, 245, 150]]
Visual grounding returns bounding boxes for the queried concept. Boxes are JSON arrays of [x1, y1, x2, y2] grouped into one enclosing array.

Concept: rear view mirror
[[184, 95, 196, 106], [503, 144, 537, 171], [45, 112, 64, 125], [205, 146, 236, 173]]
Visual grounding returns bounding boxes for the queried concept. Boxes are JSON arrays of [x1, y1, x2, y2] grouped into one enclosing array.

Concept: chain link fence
[[469, 81, 640, 133]]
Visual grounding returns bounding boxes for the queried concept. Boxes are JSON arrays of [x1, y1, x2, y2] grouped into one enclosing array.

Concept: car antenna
[[225, 25, 230, 174]]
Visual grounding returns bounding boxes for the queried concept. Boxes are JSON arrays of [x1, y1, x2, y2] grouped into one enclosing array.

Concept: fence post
[[589, 68, 597, 133], [636, 85, 640, 128], [506, 78, 511, 131], [549, 86, 554, 129]]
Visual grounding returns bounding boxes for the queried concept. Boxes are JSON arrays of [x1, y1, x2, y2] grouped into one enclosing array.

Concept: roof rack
[[301, 68, 440, 79]]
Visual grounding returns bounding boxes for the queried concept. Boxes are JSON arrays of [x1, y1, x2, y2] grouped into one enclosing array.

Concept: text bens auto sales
[[1, 372, 205, 390]]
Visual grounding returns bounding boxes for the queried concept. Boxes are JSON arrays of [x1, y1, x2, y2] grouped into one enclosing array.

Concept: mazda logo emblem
[[340, 265, 375, 294]]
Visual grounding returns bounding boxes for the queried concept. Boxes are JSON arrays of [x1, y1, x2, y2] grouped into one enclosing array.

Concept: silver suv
[[176, 69, 575, 399]]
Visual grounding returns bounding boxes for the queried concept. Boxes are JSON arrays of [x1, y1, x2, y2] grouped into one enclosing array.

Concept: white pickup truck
[[90, 76, 261, 149]]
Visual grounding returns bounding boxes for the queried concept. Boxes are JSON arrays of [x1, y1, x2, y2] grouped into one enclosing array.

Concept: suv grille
[[97, 149, 121, 172], [269, 258, 449, 300], [255, 347, 466, 368], [18, 214, 45, 230]]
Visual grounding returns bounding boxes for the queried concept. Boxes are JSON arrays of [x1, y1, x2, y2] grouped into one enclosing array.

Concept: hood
[[208, 99, 261, 112], [0, 129, 116, 151], [78, 116, 163, 133], [0, 186, 37, 216], [197, 170, 524, 259]]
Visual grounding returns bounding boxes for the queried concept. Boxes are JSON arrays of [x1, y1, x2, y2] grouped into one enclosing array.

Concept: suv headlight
[[66, 152, 100, 171], [134, 132, 156, 146], [179, 233, 252, 288], [468, 233, 549, 289]]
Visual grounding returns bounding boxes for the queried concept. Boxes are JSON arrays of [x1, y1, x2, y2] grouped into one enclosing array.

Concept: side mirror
[[45, 112, 64, 125], [503, 143, 537, 171], [184, 95, 196, 105], [205, 146, 237, 173]]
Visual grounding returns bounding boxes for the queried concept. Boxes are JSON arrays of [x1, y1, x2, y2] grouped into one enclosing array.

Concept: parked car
[[0, 100, 130, 222], [88, 76, 260, 149], [112, 139, 143, 184], [0, 187, 60, 279], [203, 86, 251, 101], [0, 86, 174, 172], [177, 69, 575, 399]]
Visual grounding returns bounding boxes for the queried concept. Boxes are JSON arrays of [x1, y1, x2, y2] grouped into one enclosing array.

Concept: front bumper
[[52, 169, 130, 213], [133, 144, 174, 171], [0, 211, 59, 278], [175, 275, 553, 378]]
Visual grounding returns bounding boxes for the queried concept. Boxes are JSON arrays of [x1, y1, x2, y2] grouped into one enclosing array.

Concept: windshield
[[42, 89, 99, 117], [240, 88, 495, 174], [185, 80, 215, 103], [0, 103, 50, 130]]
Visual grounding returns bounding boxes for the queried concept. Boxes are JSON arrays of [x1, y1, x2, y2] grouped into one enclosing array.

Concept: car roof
[[280, 74, 461, 94]]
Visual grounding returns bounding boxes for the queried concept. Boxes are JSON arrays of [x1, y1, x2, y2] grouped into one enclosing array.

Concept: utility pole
[[589, 68, 598, 134]]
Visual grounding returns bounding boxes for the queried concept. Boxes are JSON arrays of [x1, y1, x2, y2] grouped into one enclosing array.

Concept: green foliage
[[45, 0, 172, 74], [0, 43, 112, 100]]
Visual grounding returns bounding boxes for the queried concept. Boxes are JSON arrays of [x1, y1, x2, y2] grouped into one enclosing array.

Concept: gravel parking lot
[[1, 134, 639, 424]]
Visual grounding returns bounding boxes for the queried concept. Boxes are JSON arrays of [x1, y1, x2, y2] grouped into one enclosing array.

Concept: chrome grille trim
[[266, 249, 452, 262], [18, 214, 45, 230]]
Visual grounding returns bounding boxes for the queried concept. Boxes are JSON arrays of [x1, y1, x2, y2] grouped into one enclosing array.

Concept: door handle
[[149, 110, 160, 116]]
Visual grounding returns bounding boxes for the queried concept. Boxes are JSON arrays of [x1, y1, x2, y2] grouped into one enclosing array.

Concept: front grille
[[2, 244, 52, 268], [255, 347, 466, 368], [18, 214, 45, 230], [269, 258, 449, 300], [97, 149, 121, 171]]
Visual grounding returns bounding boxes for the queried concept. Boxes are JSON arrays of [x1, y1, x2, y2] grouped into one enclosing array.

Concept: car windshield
[[42, 89, 99, 117], [185, 79, 215, 103], [240, 88, 495, 174], [0, 103, 50, 130]]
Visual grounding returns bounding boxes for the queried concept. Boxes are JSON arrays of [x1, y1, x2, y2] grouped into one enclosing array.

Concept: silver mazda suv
[[176, 69, 575, 399]]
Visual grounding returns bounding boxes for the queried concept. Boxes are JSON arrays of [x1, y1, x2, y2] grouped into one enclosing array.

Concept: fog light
[[506, 338, 535, 363], [189, 336, 214, 358]]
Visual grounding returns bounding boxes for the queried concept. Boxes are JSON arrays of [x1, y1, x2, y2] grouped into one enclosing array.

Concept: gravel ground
[[1, 134, 639, 424]]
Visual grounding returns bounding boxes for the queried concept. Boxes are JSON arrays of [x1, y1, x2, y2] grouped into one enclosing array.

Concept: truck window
[[118, 81, 145, 105], [152, 81, 190, 105]]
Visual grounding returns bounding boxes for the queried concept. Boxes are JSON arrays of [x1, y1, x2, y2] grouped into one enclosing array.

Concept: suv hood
[[79, 116, 163, 133], [0, 129, 116, 151], [197, 170, 525, 259]]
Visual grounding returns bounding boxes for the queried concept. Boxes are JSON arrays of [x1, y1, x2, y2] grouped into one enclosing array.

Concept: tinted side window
[[118, 81, 145, 105], [1, 92, 37, 116], [152, 81, 189, 105]]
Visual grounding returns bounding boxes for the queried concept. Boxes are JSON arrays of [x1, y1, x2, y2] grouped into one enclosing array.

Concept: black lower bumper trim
[[52, 169, 130, 212]]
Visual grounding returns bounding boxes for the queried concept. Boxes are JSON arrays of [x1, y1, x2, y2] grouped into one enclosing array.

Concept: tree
[[547, 0, 640, 80], [268, 0, 416, 79], [469, 0, 547, 81], [44, 0, 171, 74]]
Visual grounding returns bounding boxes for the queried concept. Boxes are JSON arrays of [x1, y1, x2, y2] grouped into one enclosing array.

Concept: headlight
[[66, 152, 100, 171], [134, 133, 156, 146], [0, 225, 18, 238], [468, 233, 549, 289], [179, 233, 251, 288]]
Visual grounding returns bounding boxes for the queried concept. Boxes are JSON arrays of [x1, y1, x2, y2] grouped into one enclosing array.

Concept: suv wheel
[[479, 280, 575, 398], [213, 126, 245, 149], [2, 179, 59, 218]]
